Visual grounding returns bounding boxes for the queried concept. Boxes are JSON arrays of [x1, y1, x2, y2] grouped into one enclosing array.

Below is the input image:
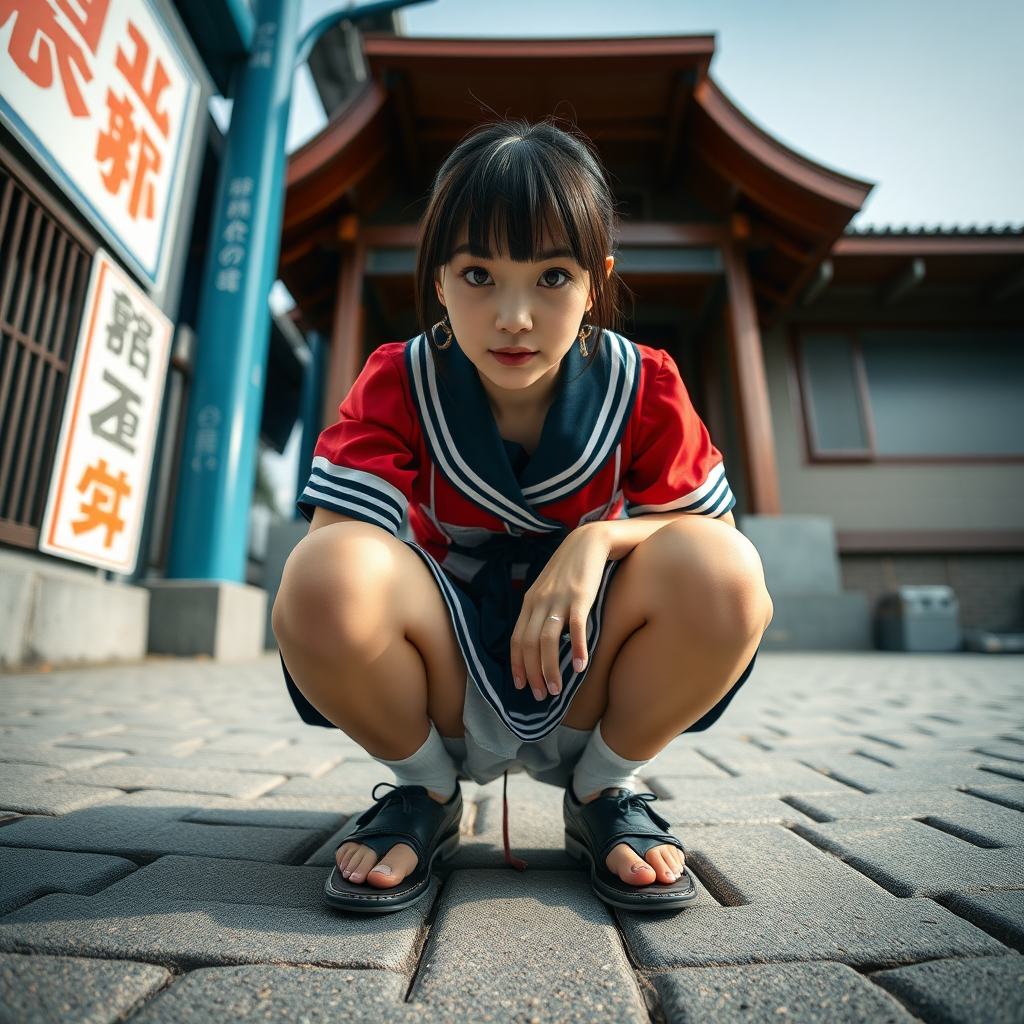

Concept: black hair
[[414, 119, 622, 356]]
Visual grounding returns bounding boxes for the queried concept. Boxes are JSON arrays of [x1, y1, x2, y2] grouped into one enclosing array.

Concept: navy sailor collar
[[405, 330, 639, 533]]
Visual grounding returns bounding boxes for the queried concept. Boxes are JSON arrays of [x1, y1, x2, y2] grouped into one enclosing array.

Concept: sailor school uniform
[[289, 331, 737, 748]]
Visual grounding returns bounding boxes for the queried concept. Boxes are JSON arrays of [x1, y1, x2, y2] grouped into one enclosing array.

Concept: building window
[[796, 329, 1024, 461]]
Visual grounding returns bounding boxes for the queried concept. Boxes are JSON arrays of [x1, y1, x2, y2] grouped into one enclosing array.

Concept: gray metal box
[[878, 585, 961, 652]]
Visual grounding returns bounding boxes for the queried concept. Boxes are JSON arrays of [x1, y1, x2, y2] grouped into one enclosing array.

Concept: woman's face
[[435, 231, 612, 392]]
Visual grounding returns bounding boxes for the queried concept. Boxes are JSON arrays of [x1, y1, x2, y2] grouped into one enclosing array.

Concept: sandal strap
[[579, 790, 684, 863], [342, 783, 452, 868]]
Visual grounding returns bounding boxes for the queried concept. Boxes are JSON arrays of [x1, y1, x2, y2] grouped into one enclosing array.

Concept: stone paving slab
[[654, 961, 917, 1024], [409, 870, 648, 1023], [0, 803, 325, 863], [617, 824, 1009, 970], [106, 748, 345, 777], [130, 965, 407, 1023], [0, 847, 136, 916], [0, 855, 435, 972], [450, 774, 574, 870], [660, 795, 816, 827], [786, 786, 1007, 822], [938, 890, 1024, 952], [269, 759, 395, 799], [0, 742, 127, 771], [0, 763, 126, 815], [649, 760, 856, 800], [0, 953, 169, 1024], [56, 732, 210, 755], [873, 954, 1024, 1024], [794, 819, 1024, 898], [60, 763, 287, 799], [962, 780, 1024, 812]]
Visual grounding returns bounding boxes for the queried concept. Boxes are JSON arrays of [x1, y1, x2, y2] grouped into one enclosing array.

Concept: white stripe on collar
[[521, 333, 638, 505], [409, 334, 559, 533]]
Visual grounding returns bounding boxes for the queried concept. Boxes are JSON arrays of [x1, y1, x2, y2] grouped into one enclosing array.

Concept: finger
[[540, 613, 565, 695], [509, 617, 526, 691], [569, 604, 588, 674], [521, 616, 547, 701]]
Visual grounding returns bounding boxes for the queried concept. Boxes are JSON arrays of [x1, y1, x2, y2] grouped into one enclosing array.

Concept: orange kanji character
[[0, 0, 93, 117], [55, 0, 110, 55], [95, 89, 137, 195], [115, 21, 170, 138], [71, 458, 131, 548], [128, 127, 161, 220]]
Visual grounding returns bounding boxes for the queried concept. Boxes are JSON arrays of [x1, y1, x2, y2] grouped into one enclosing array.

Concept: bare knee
[[642, 517, 772, 650], [272, 522, 401, 657]]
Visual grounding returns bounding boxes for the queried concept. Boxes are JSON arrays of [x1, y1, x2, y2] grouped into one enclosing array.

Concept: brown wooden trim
[[832, 234, 1024, 257], [693, 80, 873, 212], [722, 241, 781, 513], [838, 530, 1024, 553], [616, 222, 727, 247], [365, 34, 717, 63], [0, 520, 39, 547], [362, 223, 420, 248], [323, 237, 366, 428]]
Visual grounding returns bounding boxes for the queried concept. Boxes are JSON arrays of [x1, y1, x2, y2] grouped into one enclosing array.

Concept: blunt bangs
[[415, 120, 622, 343]]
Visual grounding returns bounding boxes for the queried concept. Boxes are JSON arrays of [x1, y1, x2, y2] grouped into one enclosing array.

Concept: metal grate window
[[0, 149, 94, 548]]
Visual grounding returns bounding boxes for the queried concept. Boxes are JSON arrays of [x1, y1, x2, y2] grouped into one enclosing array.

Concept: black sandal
[[563, 785, 698, 911], [324, 782, 462, 913]]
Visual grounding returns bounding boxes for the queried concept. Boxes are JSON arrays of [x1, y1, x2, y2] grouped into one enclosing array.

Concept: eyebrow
[[451, 244, 577, 262]]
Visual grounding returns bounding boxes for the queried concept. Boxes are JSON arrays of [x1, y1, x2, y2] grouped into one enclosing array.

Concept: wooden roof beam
[[880, 257, 926, 306], [658, 72, 692, 185], [989, 261, 1024, 303]]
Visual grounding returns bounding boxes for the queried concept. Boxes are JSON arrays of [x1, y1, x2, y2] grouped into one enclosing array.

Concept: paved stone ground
[[1, 652, 1022, 1024]]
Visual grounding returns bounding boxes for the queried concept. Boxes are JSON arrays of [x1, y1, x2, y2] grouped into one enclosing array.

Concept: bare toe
[[645, 846, 682, 884], [606, 843, 657, 885], [366, 843, 419, 889]]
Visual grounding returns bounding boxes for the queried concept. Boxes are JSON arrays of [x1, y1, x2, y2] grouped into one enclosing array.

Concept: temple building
[[279, 33, 1024, 647], [1, 16, 1021, 664]]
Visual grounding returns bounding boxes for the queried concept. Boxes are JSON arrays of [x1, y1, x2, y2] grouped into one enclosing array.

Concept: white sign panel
[[40, 249, 172, 573], [0, 0, 201, 290]]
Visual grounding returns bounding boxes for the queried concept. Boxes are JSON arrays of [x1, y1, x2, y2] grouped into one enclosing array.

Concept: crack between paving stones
[[860, 734, 905, 749], [959, 787, 1024, 813], [913, 816, 1003, 849], [785, 824, 916, 899], [608, 906, 667, 1024], [798, 762, 874, 793], [403, 876, 446, 1002], [778, 795, 832, 823], [853, 750, 897, 768], [692, 750, 740, 777], [932, 892, 1024, 953], [978, 764, 1024, 783], [681, 852, 748, 907]]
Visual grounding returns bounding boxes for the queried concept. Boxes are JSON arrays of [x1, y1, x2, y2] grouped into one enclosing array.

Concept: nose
[[495, 290, 532, 334]]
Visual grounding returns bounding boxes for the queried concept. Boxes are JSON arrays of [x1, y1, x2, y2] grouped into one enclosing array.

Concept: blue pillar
[[294, 329, 323, 517], [167, 0, 300, 581]]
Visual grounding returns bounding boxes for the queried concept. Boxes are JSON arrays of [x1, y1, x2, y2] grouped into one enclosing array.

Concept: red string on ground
[[502, 770, 528, 870]]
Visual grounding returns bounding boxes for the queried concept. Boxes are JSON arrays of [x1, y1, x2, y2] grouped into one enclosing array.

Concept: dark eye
[[539, 269, 570, 288], [464, 268, 492, 286]]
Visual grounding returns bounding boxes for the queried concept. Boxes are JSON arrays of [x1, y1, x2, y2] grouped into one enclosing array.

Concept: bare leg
[[562, 516, 772, 885], [273, 521, 466, 887]]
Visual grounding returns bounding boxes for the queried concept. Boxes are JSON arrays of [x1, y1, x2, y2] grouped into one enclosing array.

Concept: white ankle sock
[[374, 722, 458, 799], [571, 722, 653, 802]]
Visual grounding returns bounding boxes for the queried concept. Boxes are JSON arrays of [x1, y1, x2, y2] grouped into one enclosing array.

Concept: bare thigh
[[273, 521, 468, 752]]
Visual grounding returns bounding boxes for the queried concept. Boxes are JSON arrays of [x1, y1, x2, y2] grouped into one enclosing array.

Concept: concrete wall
[[762, 327, 1024, 532], [0, 550, 149, 669]]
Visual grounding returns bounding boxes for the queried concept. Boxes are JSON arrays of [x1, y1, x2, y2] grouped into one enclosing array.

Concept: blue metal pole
[[167, 0, 300, 581], [294, 329, 323, 517]]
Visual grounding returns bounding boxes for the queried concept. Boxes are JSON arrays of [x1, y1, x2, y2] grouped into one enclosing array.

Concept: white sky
[[290, 0, 1024, 229]]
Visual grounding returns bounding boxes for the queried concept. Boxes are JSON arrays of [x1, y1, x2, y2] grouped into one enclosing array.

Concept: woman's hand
[[509, 522, 612, 701]]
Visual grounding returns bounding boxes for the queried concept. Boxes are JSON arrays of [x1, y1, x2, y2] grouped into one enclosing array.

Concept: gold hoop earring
[[577, 323, 595, 357], [431, 316, 454, 350]]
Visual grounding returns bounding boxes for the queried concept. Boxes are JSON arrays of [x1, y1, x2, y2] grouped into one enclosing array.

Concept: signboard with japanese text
[[39, 249, 172, 573], [0, 0, 203, 292]]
